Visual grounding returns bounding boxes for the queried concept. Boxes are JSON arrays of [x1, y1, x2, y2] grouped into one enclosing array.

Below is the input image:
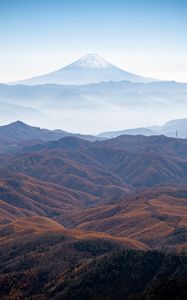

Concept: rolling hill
[[65, 186, 187, 251]]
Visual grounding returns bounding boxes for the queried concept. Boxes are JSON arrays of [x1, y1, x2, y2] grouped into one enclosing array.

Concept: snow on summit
[[66, 54, 113, 69]]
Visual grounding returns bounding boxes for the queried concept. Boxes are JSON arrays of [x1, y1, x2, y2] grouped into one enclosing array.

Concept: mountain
[[11, 54, 155, 85], [98, 127, 156, 138], [99, 117, 187, 139], [0, 121, 101, 153], [154, 118, 187, 138]]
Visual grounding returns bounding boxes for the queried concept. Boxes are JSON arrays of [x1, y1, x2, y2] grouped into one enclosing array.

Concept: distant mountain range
[[1, 117, 187, 156], [98, 117, 187, 138], [10, 54, 155, 85], [1, 79, 187, 131]]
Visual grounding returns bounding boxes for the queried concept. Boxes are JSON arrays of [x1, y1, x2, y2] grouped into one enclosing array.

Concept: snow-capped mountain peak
[[66, 54, 113, 69], [10, 53, 155, 85]]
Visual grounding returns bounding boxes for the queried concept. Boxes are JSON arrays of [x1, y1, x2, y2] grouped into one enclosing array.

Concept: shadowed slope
[[50, 249, 187, 300]]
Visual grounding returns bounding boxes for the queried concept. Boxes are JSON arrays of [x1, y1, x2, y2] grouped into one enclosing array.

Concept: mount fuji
[[12, 54, 155, 85]]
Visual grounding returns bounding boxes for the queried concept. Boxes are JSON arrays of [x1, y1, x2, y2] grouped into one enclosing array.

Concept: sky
[[0, 0, 187, 83]]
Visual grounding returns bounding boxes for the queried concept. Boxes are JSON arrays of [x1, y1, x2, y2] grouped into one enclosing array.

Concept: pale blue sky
[[0, 0, 187, 82]]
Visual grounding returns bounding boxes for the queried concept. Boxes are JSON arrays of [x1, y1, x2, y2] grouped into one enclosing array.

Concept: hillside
[[0, 231, 186, 300], [0, 217, 148, 299], [3, 134, 187, 190], [0, 171, 97, 224], [65, 186, 187, 251], [50, 249, 187, 300]]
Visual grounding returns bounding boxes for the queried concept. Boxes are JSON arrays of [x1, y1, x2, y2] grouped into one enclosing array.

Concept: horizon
[[0, 0, 187, 83]]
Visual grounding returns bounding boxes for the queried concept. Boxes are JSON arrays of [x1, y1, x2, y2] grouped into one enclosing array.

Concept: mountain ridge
[[0, 120, 102, 154]]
